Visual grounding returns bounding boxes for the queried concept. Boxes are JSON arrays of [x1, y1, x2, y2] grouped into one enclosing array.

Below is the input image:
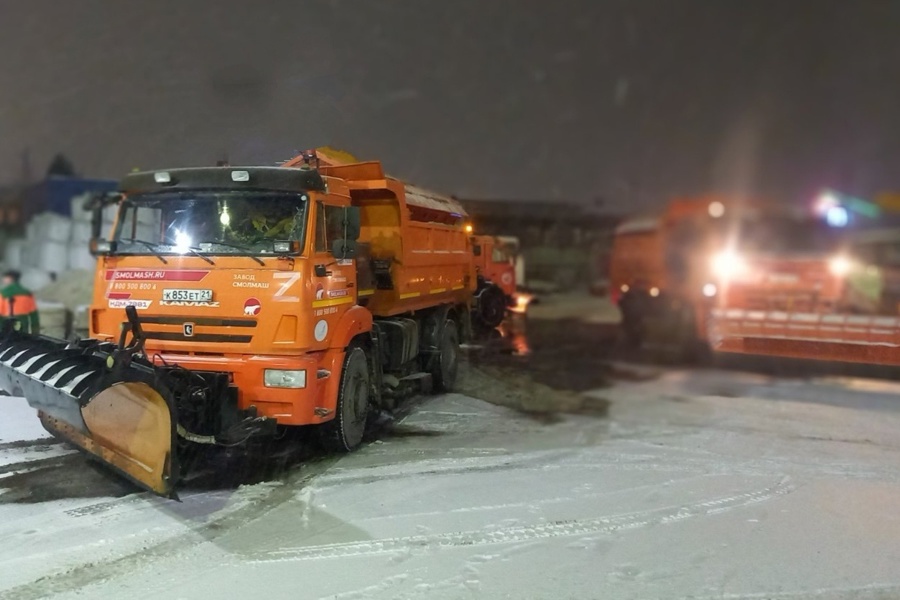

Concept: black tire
[[675, 304, 706, 364], [319, 346, 370, 452], [474, 285, 507, 329], [620, 315, 644, 349], [618, 290, 645, 349], [431, 319, 460, 393], [619, 304, 645, 350]]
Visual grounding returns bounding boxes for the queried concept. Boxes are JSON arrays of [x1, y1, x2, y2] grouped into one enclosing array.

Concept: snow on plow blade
[[0, 328, 180, 498]]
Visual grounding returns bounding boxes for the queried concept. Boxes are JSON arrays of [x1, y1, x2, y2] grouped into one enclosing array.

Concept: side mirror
[[331, 238, 358, 260], [89, 238, 116, 256], [86, 191, 122, 241], [473, 245, 482, 257], [343, 207, 361, 241]]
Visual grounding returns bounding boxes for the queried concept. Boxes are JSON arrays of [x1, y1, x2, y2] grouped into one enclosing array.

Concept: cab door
[[310, 201, 357, 347]]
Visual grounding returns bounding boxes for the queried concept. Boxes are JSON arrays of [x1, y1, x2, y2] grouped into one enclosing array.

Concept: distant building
[[456, 197, 621, 291]]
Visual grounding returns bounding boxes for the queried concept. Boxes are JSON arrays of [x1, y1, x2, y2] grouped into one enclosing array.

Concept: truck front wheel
[[319, 346, 370, 452], [474, 285, 507, 330]]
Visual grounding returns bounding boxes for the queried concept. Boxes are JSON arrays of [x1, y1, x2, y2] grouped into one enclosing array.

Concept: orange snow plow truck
[[610, 196, 842, 357], [710, 225, 900, 365], [0, 149, 477, 498], [470, 234, 522, 328]]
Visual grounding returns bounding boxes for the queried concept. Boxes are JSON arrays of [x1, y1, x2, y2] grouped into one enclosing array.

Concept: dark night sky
[[2, 1, 900, 211]]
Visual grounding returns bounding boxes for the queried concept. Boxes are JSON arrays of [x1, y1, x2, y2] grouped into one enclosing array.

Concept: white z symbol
[[273, 272, 302, 302]]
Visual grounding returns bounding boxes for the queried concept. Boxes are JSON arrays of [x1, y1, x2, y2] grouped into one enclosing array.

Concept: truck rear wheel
[[618, 290, 648, 349], [431, 319, 459, 393], [677, 304, 710, 365], [319, 346, 370, 452]]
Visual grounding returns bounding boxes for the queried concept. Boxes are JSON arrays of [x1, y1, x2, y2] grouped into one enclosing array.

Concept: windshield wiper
[[200, 241, 265, 266], [183, 247, 215, 266], [121, 238, 215, 265], [120, 239, 168, 264]]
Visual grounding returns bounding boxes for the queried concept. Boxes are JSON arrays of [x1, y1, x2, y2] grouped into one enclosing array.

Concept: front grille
[[733, 291, 828, 312], [143, 332, 253, 343], [123, 314, 257, 344], [139, 316, 256, 328]]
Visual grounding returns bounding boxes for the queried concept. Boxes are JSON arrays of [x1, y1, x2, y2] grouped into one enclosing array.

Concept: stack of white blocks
[[2, 193, 117, 291], [68, 192, 117, 272]]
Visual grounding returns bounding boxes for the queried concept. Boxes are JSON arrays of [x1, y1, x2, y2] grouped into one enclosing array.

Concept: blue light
[[826, 205, 849, 227]]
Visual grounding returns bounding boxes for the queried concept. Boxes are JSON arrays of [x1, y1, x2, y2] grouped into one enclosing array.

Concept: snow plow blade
[[0, 326, 180, 499]]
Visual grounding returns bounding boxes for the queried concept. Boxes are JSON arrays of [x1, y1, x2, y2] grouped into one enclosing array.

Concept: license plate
[[163, 288, 213, 302]]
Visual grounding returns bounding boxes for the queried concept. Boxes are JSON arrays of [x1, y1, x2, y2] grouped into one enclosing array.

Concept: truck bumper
[[153, 350, 346, 427]]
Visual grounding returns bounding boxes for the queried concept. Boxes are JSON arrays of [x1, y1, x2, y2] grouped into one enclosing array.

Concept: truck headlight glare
[[711, 250, 747, 278], [264, 369, 307, 388], [828, 255, 853, 277]]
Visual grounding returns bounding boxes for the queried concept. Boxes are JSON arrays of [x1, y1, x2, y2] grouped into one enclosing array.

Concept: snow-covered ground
[[3, 367, 900, 599], [527, 292, 620, 324]]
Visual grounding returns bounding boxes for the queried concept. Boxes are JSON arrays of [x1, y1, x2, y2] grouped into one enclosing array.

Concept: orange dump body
[[90, 157, 474, 427], [608, 216, 665, 305]]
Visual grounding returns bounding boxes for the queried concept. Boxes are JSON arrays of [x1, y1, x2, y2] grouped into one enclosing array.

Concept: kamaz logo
[[183, 323, 195, 337]]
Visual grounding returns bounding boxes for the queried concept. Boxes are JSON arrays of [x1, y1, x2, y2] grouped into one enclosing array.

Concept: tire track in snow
[[353, 475, 702, 525], [310, 447, 899, 492], [252, 476, 794, 563], [308, 447, 710, 490]]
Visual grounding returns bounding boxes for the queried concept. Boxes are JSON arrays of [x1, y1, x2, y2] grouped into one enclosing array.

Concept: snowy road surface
[[2, 368, 900, 599]]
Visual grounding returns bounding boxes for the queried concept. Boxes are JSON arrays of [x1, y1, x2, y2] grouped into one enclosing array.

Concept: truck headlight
[[264, 369, 307, 388], [710, 250, 747, 278], [828, 255, 853, 277]]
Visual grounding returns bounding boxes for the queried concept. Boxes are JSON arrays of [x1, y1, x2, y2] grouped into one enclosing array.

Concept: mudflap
[[0, 329, 180, 499]]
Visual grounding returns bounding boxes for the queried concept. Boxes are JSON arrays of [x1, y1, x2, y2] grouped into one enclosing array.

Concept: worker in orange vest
[[0, 270, 39, 334]]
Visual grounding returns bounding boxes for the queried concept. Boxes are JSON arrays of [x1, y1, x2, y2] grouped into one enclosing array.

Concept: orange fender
[[329, 305, 373, 350], [314, 306, 374, 422]]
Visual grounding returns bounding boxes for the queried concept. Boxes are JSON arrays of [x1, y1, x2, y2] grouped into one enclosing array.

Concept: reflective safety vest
[[0, 283, 40, 334]]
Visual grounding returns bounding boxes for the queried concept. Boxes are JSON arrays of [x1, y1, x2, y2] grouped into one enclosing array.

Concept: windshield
[[736, 217, 840, 255], [113, 190, 309, 255], [669, 216, 840, 256], [663, 215, 840, 280], [491, 245, 511, 263]]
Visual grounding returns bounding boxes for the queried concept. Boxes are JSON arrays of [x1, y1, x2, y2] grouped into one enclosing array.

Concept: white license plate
[[163, 289, 213, 302]]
